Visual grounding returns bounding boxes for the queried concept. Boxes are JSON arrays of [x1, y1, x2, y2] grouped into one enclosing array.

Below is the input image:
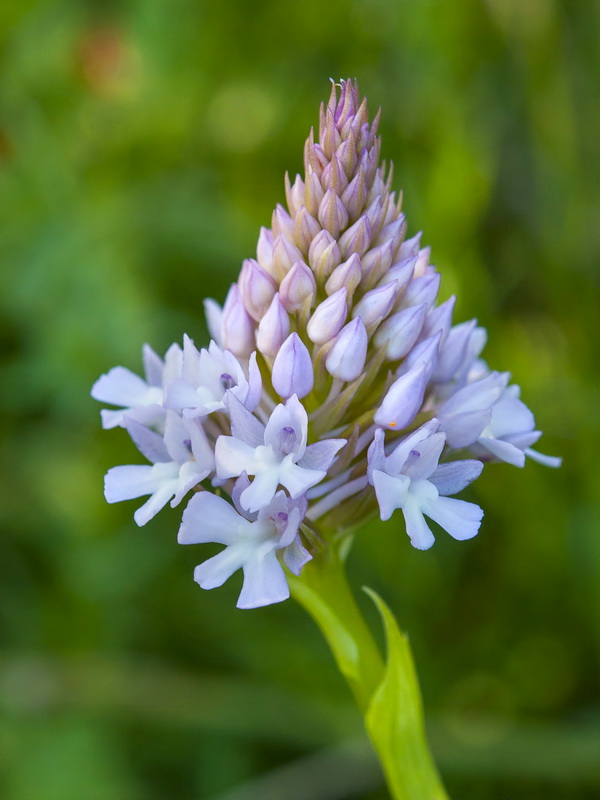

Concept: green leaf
[[364, 587, 449, 800]]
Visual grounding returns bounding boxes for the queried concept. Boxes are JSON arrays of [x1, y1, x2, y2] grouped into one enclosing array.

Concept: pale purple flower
[[368, 423, 484, 550], [178, 486, 310, 608], [104, 412, 214, 525], [271, 333, 314, 399], [92, 343, 182, 430], [93, 79, 560, 608], [215, 394, 345, 513], [471, 384, 562, 468], [164, 336, 262, 418]]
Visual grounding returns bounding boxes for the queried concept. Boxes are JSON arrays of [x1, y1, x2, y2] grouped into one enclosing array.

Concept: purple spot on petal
[[278, 426, 297, 455], [220, 373, 237, 391]]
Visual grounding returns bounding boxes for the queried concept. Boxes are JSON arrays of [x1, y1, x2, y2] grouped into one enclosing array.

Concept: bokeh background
[[1, 0, 599, 798]]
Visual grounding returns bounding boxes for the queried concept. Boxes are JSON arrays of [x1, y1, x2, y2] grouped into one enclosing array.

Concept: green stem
[[288, 546, 449, 800]]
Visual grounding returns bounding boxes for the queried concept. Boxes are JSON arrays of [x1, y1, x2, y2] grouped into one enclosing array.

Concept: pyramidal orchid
[[92, 80, 560, 800]]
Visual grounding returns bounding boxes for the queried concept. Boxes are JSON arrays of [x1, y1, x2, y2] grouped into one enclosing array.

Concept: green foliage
[[365, 588, 447, 800], [1, 0, 599, 798]]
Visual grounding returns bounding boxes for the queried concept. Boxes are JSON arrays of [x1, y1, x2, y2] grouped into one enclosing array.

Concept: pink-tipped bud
[[238, 258, 277, 321], [341, 165, 368, 221], [272, 204, 296, 241], [318, 188, 349, 239], [339, 214, 371, 258], [273, 235, 304, 280], [285, 173, 305, 218], [256, 227, 276, 277], [374, 304, 427, 360], [280, 261, 317, 312], [221, 284, 255, 358], [325, 253, 362, 299], [308, 229, 341, 281], [325, 318, 368, 382], [374, 362, 428, 432], [272, 332, 314, 399], [352, 281, 398, 330], [320, 105, 342, 160], [256, 293, 290, 358], [321, 156, 349, 194], [305, 169, 325, 217], [336, 131, 358, 179], [307, 288, 348, 345], [295, 206, 321, 253]]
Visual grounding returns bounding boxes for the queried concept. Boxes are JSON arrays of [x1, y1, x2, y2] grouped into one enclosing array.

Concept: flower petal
[[421, 495, 483, 541], [237, 551, 290, 609], [178, 492, 242, 545], [429, 460, 484, 496], [372, 470, 411, 522]]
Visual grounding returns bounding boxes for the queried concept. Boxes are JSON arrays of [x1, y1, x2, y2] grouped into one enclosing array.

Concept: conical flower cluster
[[93, 80, 560, 608]]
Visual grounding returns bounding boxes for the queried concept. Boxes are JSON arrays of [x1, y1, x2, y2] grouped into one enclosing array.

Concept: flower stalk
[[289, 546, 449, 800]]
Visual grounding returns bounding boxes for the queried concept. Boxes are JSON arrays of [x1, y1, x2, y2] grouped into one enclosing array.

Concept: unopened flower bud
[[203, 298, 222, 345], [307, 288, 347, 345], [400, 330, 443, 382], [272, 204, 296, 241], [364, 196, 387, 235], [374, 362, 428, 431], [305, 169, 325, 217], [325, 318, 368, 382], [280, 261, 317, 312], [256, 227, 275, 276], [352, 281, 398, 330], [336, 131, 358, 179], [413, 246, 431, 277], [308, 229, 341, 282], [256, 293, 290, 358], [239, 259, 277, 321], [221, 284, 255, 357], [379, 256, 416, 291], [402, 272, 441, 310], [422, 296, 455, 342], [318, 188, 349, 238], [305, 136, 328, 176], [374, 215, 407, 254], [397, 231, 422, 260], [433, 319, 477, 383], [325, 253, 362, 299], [339, 214, 371, 258], [374, 303, 427, 361], [272, 332, 314, 399], [321, 156, 349, 194], [285, 173, 305, 218], [320, 105, 342, 160], [341, 165, 367, 221], [273, 235, 304, 280], [295, 206, 321, 253], [360, 240, 395, 288]]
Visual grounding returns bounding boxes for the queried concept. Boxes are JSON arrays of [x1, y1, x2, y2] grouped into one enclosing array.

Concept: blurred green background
[[0, 0, 598, 798]]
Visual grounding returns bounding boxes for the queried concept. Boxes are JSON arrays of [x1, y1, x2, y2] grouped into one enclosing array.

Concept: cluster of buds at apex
[[93, 80, 560, 609]]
